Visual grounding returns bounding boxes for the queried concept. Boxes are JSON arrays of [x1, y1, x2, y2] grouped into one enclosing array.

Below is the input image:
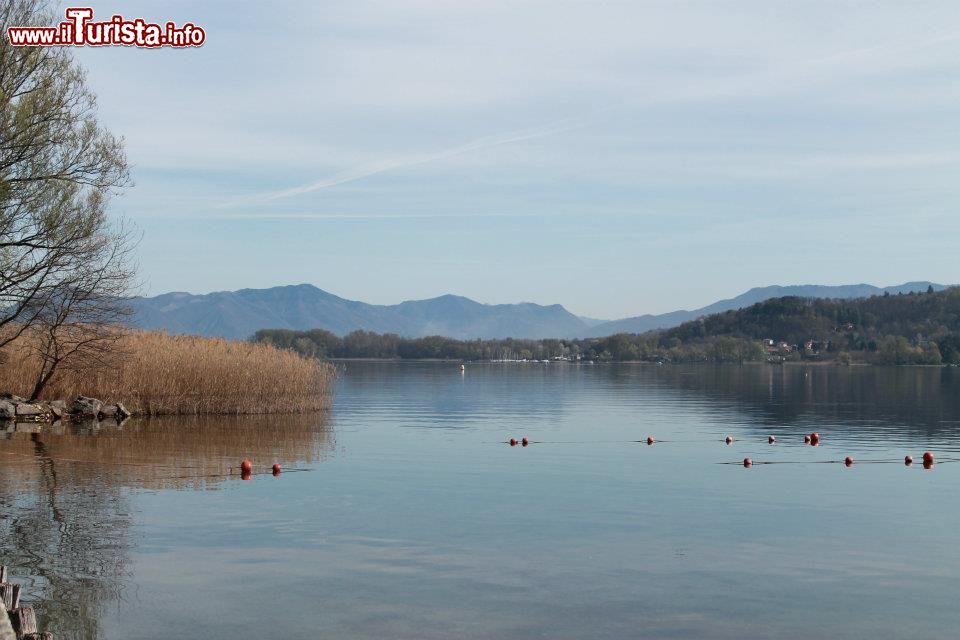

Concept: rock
[[49, 400, 66, 420], [99, 402, 132, 421], [0, 393, 26, 403], [0, 401, 14, 420], [15, 403, 44, 416], [71, 395, 102, 418], [98, 404, 119, 420], [15, 422, 42, 433]]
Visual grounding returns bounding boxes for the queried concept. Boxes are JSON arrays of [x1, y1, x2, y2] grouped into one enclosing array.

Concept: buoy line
[[494, 438, 954, 469], [720, 458, 959, 466], [0, 450, 312, 475]]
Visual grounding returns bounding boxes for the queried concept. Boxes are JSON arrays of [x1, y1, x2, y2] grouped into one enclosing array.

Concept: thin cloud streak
[[213, 27, 960, 213], [175, 211, 581, 221], [216, 116, 593, 209]]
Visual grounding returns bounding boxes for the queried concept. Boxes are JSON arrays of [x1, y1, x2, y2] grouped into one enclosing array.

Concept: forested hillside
[[253, 287, 960, 365], [662, 286, 960, 363]]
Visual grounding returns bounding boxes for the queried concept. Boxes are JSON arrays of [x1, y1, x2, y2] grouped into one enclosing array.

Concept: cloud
[[216, 115, 595, 209]]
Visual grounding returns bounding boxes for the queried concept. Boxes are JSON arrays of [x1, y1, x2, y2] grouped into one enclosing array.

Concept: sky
[[61, 0, 960, 319]]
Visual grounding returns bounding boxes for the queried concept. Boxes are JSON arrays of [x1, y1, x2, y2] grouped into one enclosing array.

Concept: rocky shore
[[0, 394, 130, 431]]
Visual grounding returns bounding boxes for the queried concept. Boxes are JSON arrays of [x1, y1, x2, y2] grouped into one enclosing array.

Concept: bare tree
[[26, 222, 137, 399], [0, 0, 132, 351], [1, 0, 136, 391]]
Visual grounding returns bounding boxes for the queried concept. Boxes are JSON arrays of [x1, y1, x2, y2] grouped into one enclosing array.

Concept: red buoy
[[272, 463, 282, 475], [646, 436, 655, 445], [803, 435, 811, 443], [521, 437, 529, 446], [240, 459, 253, 473], [241, 470, 252, 481], [923, 451, 935, 464], [509, 438, 517, 446], [743, 457, 752, 467], [725, 436, 734, 445], [844, 456, 854, 467], [904, 455, 914, 466], [768, 435, 776, 444], [924, 460, 935, 470]]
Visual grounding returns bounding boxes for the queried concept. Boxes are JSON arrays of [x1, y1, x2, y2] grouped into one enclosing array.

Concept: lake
[[3, 362, 960, 639]]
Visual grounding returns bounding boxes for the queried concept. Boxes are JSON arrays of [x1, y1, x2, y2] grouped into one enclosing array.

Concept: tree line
[[253, 287, 960, 365], [252, 328, 769, 364]]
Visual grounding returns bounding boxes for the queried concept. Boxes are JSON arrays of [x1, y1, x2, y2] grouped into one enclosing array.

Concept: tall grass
[[0, 330, 335, 415]]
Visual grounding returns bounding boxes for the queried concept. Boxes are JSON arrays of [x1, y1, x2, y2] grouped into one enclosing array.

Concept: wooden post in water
[[0, 566, 51, 640], [0, 585, 18, 612], [8, 609, 36, 638], [0, 565, 15, 640]]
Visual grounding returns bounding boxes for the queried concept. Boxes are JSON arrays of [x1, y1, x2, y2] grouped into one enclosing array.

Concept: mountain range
[[129, 282, 951, 340]]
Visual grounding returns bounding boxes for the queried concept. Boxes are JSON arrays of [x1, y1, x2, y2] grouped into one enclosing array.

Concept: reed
[[0, 330, 335, 415]]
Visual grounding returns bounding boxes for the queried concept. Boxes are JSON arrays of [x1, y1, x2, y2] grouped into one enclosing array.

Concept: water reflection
[[4, 364, 960, 639], [0, 412, 334, 640], [644, 365, 960, 437], [338, 361, 960, 442], [337, 361, 579, 428]]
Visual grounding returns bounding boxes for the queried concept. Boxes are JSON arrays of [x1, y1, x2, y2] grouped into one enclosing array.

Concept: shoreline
[[328, 358, 955, 368]]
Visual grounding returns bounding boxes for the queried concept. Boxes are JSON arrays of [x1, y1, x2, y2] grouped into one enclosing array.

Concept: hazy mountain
[[130, 281, 951, 340], [130, 285, 590, 340], [583, 282, 951, 337], [576, 316, 612, 328]]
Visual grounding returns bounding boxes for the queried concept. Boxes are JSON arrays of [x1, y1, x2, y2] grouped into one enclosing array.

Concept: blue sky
[[68, 0, 960, 318]]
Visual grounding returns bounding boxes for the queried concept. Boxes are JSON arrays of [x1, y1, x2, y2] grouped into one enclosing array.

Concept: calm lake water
[[3, 362, 960, 639]]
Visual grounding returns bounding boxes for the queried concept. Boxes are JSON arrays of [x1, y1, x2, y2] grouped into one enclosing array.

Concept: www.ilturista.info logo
[[7, 7, 205, 48]]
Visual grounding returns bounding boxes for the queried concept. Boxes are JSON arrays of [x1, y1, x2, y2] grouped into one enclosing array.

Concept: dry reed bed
[[0, 330, 335, 415]]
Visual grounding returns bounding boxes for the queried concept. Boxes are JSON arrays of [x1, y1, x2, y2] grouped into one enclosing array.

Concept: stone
[[15, 403, 43, 416], [99, 402, 132, 421], [98, 404, 118, 420], [0, 393, 26, 403], [0, 401, 14, 420], [49, 401, 66, 420], [71, 395, 102, 417]]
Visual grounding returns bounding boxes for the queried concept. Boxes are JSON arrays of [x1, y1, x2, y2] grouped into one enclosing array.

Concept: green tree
[[878, 336, 917, 365], [920, 342, 942, 365], [938, 334, 960, 364]]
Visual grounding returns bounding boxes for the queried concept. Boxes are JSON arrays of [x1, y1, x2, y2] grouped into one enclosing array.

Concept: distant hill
[[130, 284, 589, 340], [659, 286, 960, 363], [585, 282, 950, 336], [130, 281, 952, 340], [253, 287, 960, 365]]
